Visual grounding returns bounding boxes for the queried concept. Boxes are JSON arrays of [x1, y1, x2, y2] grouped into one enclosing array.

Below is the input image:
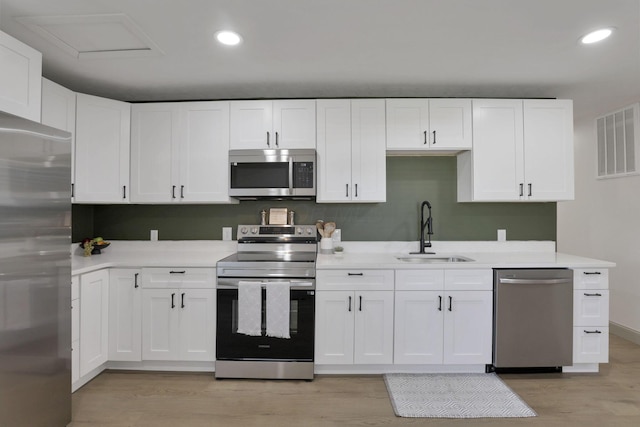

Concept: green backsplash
[[72, 157, 556, 242]]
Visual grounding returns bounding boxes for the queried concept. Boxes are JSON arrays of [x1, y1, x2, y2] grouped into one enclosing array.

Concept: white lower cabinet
[[572, 269, 610, 364], [141, 268, 216, 361], [78, 269, 109, 377], [315, 270, 394, 365], [394, 269, 493, 365], [108, 269, 142, 361], [71, 275, 80, 384]]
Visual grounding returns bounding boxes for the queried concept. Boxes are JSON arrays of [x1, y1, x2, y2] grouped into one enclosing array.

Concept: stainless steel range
[[215, 224, 317, 380]]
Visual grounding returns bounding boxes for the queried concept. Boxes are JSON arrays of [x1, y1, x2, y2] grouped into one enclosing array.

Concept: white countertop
[[71, 240, 615, 276], [71, 241, 237, 275]]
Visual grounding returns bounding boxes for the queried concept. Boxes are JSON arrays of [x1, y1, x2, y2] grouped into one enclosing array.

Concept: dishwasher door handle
[[498, 278, 572, 285]]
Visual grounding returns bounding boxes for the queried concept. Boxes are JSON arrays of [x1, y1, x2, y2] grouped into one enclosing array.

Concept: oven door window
[[230, 162, 289, 189], [216, 289, 314, 361]]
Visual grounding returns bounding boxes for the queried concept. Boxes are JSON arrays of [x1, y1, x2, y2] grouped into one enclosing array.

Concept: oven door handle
[[216, 278, 315, 289]]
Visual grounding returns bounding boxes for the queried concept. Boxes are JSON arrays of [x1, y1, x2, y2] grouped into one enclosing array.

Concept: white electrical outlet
[[150, 229, 158, 241], [222, 227, 232, 241], [497, 229, 506, 242]]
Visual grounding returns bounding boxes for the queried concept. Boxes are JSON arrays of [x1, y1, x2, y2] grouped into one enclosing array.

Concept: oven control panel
[[237, 225, 317, 239]]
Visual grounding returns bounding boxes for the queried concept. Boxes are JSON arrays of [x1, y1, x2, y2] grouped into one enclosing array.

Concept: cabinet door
[[523, 99, 574, 201], [316, 99, 353, 202], [75, 93, 131, 203], [130, 103, 178, 203], [354, 291, 394, 364], [79, 269, 109, 376], [443, 291, 492, 364], [0, 30, 42, 122], [351, 99, 386, 202], [177, 289, 215, 361], [394, 291, 444, 364], [230, 100, 272, 149], [466, 99, 523, 201], [178, 101, 234, 203], [385, 99, 429, 150], [428, 99, 472, 149], [142, 289, 180, 360], [41, 78, 76, 198], [272, 100, 316, 149], [315, 291, 354, 364], [108, 269, 142, 361]]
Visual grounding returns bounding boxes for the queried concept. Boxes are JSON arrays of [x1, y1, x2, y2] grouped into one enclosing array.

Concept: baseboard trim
[[610, 321, 640, 346]]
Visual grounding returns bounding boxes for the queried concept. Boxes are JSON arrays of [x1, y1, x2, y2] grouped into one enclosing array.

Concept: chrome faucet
[[411, 200, 435, 254]]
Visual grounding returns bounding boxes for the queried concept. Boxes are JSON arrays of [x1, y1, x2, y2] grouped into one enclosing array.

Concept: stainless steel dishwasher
[[492, 269, 573, 371]]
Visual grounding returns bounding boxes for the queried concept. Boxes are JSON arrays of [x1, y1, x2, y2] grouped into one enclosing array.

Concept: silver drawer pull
[[584, 330, 602, 334], [583, 271, 602, 275], [347, 273, 363, 276], [584, 293, 602, 297]]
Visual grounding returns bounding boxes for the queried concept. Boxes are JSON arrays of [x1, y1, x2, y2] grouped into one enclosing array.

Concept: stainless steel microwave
[[229, 149, 316, 199]]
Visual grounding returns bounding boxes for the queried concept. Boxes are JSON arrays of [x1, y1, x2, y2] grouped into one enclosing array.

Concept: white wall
[[558, 113, 640, 337]]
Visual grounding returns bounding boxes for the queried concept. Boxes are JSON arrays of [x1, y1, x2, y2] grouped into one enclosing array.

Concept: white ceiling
[[1, 0, 639, 119]]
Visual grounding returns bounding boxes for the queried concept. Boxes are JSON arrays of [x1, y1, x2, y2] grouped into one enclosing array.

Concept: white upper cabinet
[[386, 98, 472, 152], [130, 101, 235, 203], [0, 30, 42, 122], [457, 98, 574, 202], [522, 99, 574, 201], [75, 93, 131, 203], [316, 99, 386, 203], [41, 78, 76, 199], [230, 100, 316, 149]]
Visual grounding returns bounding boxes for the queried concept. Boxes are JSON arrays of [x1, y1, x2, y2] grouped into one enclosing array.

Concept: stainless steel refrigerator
[[0, 111, 72, 426]]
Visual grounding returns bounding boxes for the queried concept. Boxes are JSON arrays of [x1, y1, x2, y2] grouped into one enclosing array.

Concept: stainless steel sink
[[395, 255, 474, 263]]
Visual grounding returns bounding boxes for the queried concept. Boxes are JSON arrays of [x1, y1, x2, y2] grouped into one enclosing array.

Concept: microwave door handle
[[288, 157, 294, 195]]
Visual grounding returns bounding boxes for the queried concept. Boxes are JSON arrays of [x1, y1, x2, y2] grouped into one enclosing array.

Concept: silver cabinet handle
[[180, 185, 184, 199], [438, 295, 442, 311], [172, 185, 176, 199], [448, 295, 452, 311], [519, 183, 524, 197], [584, 293, 602, 297], [348, 296, 352, 312], [123, 186, 127, 199], [584, 330, 602, 334], [266, 131, 270, 147], [528, 183, 532, 197], [275, 131, 279, 147], [346, 184, 349, 197], [583, 271, 602, 275], [432, 130, 436, 145], [355, 183, 358, 198], [423, 130, 427, 144], [134, 273, 139, 288]]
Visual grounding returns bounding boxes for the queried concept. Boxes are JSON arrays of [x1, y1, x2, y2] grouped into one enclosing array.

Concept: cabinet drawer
[[573, 290, 609, 326], [573, 269, 609, 289], [444, 269, 493, 291], [573, 327, 609, 364], [141, 268, 215, 289], [72, 275, 79, 300], [316, 269, 394, 291], [395, 269, 444, 291]]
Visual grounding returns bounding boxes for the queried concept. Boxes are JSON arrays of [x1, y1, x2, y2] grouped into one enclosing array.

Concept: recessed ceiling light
[[581, 28, 614, 44], [215, 30, 242, 46]]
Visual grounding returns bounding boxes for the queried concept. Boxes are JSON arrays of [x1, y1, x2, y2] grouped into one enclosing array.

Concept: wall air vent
[[595, 103, 640, 178], [15, 13, 163, 59]]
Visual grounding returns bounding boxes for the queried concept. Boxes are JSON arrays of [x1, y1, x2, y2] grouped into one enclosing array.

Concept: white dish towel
[[237, 281, 262, 336], [266, 281, 291, 339]]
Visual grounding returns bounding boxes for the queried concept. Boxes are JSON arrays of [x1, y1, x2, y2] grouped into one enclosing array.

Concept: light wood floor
[[70, 334, 640, 427]]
